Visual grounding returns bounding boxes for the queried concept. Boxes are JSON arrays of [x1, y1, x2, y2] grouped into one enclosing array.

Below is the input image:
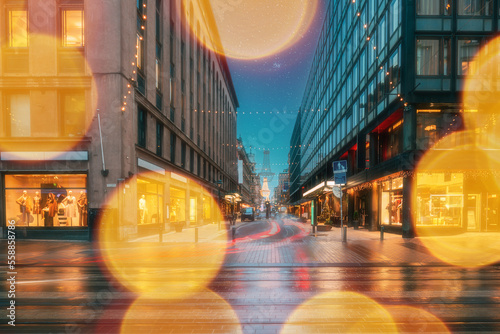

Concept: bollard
[[232, 226, 236, 240], [195, 227, 198, 243], [380, 226, 384, 241], [342, 225, 347, 243]]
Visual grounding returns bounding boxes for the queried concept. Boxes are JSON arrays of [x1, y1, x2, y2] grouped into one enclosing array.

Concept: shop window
[[381, 177, 403, 226], [415, 173, 464, 227], [170, 187, 186, 223], [61, 91, 86, 137], [4, 174, 87, 227], [137, 178, 164, 225]]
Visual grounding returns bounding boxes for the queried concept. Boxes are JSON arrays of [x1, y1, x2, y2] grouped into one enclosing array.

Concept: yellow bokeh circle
[[182, 0, 319, 60], [120, 288, 243, 334], [281, 291, 398, 333], [1, 34, 97, 159], [413, 132, 500, 267], [462, 35, 500, 134], [385, 305, 450, 333], [97, 172, 229, 299]]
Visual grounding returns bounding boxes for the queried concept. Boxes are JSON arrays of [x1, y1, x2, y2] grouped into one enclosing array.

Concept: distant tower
[[260, 177, 270, 201], [259, 150, 275, 183]]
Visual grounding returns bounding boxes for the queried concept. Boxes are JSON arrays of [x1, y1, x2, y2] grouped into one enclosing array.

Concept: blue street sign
[[333, 160, 347, 174], [334, 174, 346, 185], [333, 160, 347, 185]]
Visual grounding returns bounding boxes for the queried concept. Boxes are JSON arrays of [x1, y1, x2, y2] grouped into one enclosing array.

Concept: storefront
[[3, 173, 88, 238], [415, 171, 499, 233], [380, 176, 403, 227], [136, 177, 164, 236], [170, 186, 186, 227]]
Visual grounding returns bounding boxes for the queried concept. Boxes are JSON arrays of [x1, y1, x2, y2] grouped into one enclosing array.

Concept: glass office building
[[290, 0, 500, 236]]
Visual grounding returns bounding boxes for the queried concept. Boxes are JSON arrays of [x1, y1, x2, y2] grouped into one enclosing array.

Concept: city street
[[2, 216, 500, 333]]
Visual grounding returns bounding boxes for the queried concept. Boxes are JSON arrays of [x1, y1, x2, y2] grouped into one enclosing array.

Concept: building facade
[[0, 0, 239, 240], [290, 0, 500, 236], [237, 138, 254, 208]]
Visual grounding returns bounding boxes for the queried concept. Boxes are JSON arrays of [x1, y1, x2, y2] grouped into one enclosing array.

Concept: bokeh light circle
[[413, 132, 500, 267], [463, 35, 500, 134], [120, 288, 243, 334], [385, 305, 450, 333], [281, 291, 398, 333], [97, 172, 229, 299], [0, 34, 97, 159], [183, 0, 319, 60]]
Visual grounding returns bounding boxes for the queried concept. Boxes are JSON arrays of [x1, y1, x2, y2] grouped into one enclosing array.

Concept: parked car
[[241, 207, 255, 221]]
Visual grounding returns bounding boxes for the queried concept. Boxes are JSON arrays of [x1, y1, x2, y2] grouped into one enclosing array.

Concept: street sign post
[[333, 160, 347, 242]]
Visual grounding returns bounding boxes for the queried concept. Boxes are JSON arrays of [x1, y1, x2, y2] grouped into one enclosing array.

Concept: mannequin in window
[[32, 191, 42, 226], [44, 193, 58, 227], [62, 190, 77, 225], [77, 191, 88, 226], [139, 195, 147, 224], [16, 190, 32, 225]]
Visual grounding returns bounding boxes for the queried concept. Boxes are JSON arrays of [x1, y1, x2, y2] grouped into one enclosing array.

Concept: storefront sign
[[138, 158, 165, 175]]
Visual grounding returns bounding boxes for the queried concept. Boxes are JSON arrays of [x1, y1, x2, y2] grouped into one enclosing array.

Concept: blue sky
[[229, 2, 326, 195]]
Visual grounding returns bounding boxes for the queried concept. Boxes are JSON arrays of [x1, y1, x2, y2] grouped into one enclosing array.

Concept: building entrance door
[[486, 194, 499, 231], [466, 194, 481, 231]]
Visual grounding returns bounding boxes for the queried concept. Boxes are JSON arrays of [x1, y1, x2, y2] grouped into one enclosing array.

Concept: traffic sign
[[332, 186, 342, 198], [333, 160, 347, 174], [333, 160, 347, 185], [334, 174, 346, 185]]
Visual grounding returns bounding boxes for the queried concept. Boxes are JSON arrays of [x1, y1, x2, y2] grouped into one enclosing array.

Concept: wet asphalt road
[[2, 216, 500, 333]]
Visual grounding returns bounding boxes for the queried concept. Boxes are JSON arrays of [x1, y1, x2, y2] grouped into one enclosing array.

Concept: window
[[458, 39, 480, 76], [367, 80, 376, 112], [458, 0, 492, 16], [378, 15, 386, 52], [61, 92, 86, 137], [62, 9, 84, 47], [137, 33, 144, 70], [138, 107, 147, 148], [170, 132, 176, 163], [377, 66, 386, 103], [4, 174, 87, 227], [7, 94, 30, 137], [7, 9, 27, 47], [389, 48, 400, 91], [417, 0, 440, 15], [190, 148, 194, 173], [156, 121, 163, 156], [181, 141, 186, 168], [416, 39, 439, 75], [390, 0, 400, 34]]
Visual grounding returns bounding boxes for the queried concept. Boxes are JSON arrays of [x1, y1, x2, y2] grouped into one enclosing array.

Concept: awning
[[303, 180, 337, 199]]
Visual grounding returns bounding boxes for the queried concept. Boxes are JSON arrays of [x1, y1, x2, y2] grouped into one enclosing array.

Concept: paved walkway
[[3, 218, 500, 268]]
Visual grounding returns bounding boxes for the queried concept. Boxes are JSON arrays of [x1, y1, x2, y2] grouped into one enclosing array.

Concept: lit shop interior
[[4, 174, 87, 227]]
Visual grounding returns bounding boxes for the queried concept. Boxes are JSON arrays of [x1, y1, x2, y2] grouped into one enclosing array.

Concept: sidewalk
[[131, 221, 231, 243]]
